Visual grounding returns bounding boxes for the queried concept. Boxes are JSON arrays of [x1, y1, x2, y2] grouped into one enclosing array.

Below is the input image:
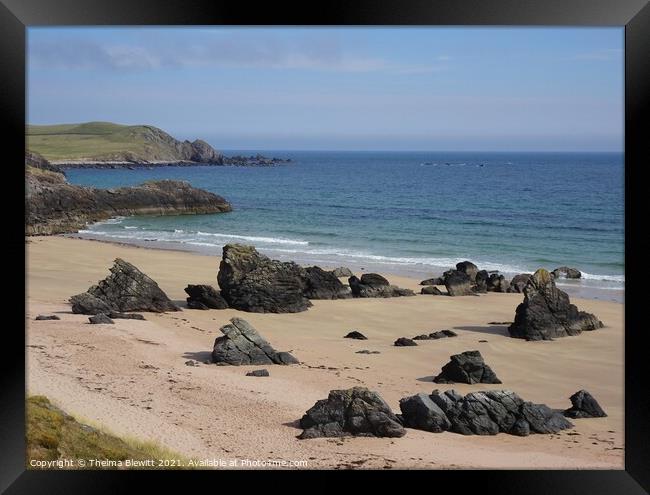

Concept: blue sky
[[27, 27, 623, 151]]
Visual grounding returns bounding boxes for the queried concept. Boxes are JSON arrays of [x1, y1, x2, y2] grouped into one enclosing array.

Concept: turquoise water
[[66, 151, 624, 298]]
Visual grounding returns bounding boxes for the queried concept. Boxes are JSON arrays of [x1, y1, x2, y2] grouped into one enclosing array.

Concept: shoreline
[[26, 236, 625, 469], [62, 232, 625, 304]]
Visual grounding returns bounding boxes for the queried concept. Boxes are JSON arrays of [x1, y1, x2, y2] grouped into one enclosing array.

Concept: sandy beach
[[26, 236, 624, 469]]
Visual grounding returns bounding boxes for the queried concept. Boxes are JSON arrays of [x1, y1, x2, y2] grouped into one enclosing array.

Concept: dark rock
[[508, 269, 604, 341], [394, 337, 418, 346], [26, 158, 232, 235], [421, 286, 443, 295], [399, 393, 451, 432], [217, 244, 312, 313], [443, 270, 473, 296], [440, 330, 458, 337], [303, 266, 351, 299], [348, 275, 415, 298], [507, 274, 532, 293], [456, 261, 479, 281], [184, 284, 229, 309], [246, 369, 270, 377], [331, 267, 353, 278], [356, 350, 381, 354], [187, 300, 209, 310], [360, 273, 390, 286], [424, 389, 572, 436], [70, 258, 180, 314], [298, 386, 406, 439], [185, 360, 198, 366], [35, 315, 60, 321], [433, 350, 502, 384], [344, 331, 367, 340], [552, 266, 582, 279], [107, 312, 146, 320], [211, 317, 299, 365], [473, 270, 488, 293], [563, 390, 607, 418], [420, 277, 444, 286], [412, 334, 433, 340], [88, 313, 114, 324], [520, 402, 574, 434], [487, 273, 508, 292]]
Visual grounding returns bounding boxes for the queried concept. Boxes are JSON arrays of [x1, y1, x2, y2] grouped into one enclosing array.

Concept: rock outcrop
[[246, 369, 270, 377], [563, 390, 607, 418], [211, 318, 299, 365], [298, 387, 406, 439], [412, 330, 457, 340], [473, 270, 489, 293], [443, 270, 473, 296], [399, 389, 574, 436], [88, 314, 114, 324], [456, 261, 479, 282], [420, 277, 444, 286], [331, 267, 353, 278], [395, 337, 418, 346], [26, 153, 232, 236], [217, 244, 312, 313], [487, 273, 509, 292], [508, 274, 532, 293], [344, 331, 367, 340], [70, 258, 180, 314], [508, 269, 603, 341], [552, 266, 582, 279], [433, 350, 502, 384], [421, 286, 443, 295], [303, 266, 351, 300], [184, 284, 229, 310], [348, 274, 415, 298], [399, 393, 451, 432]]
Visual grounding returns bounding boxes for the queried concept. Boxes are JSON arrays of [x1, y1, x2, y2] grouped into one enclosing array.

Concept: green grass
[[26, 395, 192, 469], [26, 122, 187, 162]]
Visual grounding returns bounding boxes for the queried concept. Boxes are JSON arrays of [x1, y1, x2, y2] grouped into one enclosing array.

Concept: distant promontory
[[26, 122, 290, 168]]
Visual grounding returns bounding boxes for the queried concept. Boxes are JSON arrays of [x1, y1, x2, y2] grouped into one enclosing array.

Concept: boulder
[[70, 258, 180, 314], [217, 244, 312, 313], [303, 266, 351, 299], [563, 390, 607, 418], [456, 261, 479, 281], [211, 317, 299, 365], [344, 331, 367, 340], [508, 269, 604, 341], [552, 266, 582, 279], [107, 312, 146, 320], [420, 277, 444, 286], [473, 270, 488, 293], [487, 273, 508, 292], [184, 284, 229, 310], [331, 267, 353, 278], [507, 274, 532, 293], [298, 386, 406, 439], [34, 315, 60, 321], [443, 270, 473, 296], [246, 369, 270, 377], [423, 389, 573, 436], [421, 286, 443, 295], [433, 350, 502, 384], [88, 313, 114, 324], [399, 393, 451, 432], [394, 337, 418, 346], [348, 275, 415, 298]]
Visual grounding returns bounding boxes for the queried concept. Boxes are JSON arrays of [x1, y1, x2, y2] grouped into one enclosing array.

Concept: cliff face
[[26, 153, 232, 236]]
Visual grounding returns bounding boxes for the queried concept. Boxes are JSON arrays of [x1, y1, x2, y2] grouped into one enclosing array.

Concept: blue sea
[[66, 151, 624, 301]]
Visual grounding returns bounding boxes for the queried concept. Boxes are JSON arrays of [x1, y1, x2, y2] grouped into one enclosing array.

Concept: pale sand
[[26, 236, 624, 469]]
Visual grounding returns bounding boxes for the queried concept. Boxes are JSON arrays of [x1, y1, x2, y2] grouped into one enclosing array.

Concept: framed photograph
[[4, 0, 648, 491]]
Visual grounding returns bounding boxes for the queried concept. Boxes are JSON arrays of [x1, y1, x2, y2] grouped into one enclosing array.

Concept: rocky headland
[[25, 152, 232, 235]]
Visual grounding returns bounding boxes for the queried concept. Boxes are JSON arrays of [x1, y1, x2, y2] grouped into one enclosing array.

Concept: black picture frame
[[4, 0, 649, 491]]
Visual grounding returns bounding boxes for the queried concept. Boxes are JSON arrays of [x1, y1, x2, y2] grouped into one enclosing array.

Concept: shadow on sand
[[182, 350, 213, 362], [453, 325, 510, 337]]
